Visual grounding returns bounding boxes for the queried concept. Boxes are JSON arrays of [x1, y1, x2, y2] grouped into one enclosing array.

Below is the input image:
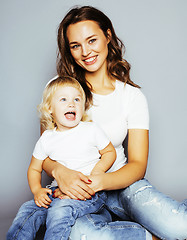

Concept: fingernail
[[52, 194, 55, 198], [88, 179, 92, 183]]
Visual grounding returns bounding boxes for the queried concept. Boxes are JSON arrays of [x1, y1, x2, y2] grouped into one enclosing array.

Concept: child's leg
[[44, 192, 106, 240], [7, 199, 48, 240]]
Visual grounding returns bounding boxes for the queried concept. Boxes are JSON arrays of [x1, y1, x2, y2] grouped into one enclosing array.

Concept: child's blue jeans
[[7, 188, 107, 240]]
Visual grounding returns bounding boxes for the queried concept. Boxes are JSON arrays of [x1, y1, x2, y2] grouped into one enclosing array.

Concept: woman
[[42, 5, 186, 240]]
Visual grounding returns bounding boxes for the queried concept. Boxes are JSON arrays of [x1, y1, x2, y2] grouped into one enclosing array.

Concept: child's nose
[[68, 101, 75, 107]]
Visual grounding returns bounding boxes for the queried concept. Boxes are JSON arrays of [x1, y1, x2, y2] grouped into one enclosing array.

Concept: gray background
[[1, 0, 187, 238]]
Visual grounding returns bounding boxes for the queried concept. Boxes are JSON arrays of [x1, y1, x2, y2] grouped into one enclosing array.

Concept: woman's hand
[[53, 172, 104, 199], [88, 173, 105, 193], [52, 163, 95, 200], [34, 188, 52, 208]]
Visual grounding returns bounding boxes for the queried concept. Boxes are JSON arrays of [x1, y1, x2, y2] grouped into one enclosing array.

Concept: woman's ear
[[107, 29, 112, 43]]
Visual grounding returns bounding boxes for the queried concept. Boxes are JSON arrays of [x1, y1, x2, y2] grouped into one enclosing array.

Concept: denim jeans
[[7, 189, 107, 240], [7, 193, 148, 240], [7, 179, 187, 240], [71, 179, 187, 240], [70, 208, 149, 240], [45, 191, 106, 240]]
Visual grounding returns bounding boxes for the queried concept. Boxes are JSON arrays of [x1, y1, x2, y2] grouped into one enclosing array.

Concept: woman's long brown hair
[[56, 6, 140, 105]]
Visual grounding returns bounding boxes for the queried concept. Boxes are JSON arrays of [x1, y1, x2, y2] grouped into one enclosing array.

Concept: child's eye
[[89, 38, 96, 44], [74, 98, 80, 102], [60, 98, 66, 102]]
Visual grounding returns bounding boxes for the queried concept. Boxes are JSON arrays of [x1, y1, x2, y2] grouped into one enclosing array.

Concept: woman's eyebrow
[[69, 34, 97, 45]]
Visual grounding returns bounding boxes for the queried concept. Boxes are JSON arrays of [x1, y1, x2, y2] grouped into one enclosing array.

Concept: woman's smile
[[83, 56, 97, 65]]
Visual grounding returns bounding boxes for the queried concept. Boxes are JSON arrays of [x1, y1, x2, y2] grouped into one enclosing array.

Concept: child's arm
[[27, 156, 52, 208], [91, 142, 116, 175]]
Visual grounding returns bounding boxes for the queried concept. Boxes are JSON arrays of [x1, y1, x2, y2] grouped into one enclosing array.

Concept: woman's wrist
[[51, 162, 66, 180], [88, 173, 105, 192], [99, 173, 109, 191]]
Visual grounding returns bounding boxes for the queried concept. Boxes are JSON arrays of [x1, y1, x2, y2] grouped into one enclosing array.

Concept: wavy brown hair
[[57, 6, 140, 104]]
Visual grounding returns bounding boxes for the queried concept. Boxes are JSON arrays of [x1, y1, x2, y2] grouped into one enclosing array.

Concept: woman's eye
[[89, 38, 96, 44], [70, 44, 80, 50], [74, 98, 80, 102], [60, 98, 66, 102]]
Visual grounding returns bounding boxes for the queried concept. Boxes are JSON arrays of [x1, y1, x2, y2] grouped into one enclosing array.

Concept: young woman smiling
[[42, 6, 187, 240]]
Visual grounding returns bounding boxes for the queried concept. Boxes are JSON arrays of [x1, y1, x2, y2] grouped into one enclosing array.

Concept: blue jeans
[[45, 191, 106, 240], [7, 179, 187, 240], [7, 189, 107, 240], [7, 186, 149, 240], [71, 179, 187, 240]]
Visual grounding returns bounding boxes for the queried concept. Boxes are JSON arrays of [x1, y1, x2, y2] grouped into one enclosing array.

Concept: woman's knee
[[159, 216, 187, 240]]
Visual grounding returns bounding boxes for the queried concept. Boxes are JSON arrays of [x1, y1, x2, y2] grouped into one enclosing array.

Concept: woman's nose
[[82, 44, 91, 57]]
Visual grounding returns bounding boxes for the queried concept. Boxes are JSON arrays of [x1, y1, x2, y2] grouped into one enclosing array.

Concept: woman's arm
[[89, 129, 149, 192], [42, 158, 95, 200]]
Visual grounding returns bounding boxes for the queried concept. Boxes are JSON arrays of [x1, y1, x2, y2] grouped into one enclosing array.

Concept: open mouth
[[64, 111, 76, 121]]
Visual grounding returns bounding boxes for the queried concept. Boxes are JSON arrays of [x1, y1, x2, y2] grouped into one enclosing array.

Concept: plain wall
[[1, 0, 187, 238]]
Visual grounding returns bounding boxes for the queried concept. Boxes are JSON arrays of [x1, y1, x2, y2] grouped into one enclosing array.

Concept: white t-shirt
[[87, 80, 149, 172], [33, 122, 110, 178], [45, 78, 149, 173]]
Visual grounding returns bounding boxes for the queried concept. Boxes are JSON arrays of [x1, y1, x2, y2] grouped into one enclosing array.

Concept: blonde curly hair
[[38, 76, 90, 130]]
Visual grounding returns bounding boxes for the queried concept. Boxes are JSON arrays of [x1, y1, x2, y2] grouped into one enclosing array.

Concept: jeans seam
[[13, 208, 46, 240], [76, 200, 105, 217], [86, 214, 145, 230], [106, 205, 129, 219], [72, 193, 106, 216]]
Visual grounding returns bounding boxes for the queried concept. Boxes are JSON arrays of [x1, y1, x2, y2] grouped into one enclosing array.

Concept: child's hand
[[53, 188, 71, 200], [34, 188, 52, 208], [58, 193, 71, 200]]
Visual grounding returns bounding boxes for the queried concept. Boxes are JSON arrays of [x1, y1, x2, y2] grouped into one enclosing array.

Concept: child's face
[[50, 85, 85, 131]]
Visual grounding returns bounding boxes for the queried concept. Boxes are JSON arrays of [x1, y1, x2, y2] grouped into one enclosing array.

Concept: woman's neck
[[85, 67, 115, 95]]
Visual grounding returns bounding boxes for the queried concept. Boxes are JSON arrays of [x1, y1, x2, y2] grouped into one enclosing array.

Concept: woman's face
[[66, 20, 110, 73]]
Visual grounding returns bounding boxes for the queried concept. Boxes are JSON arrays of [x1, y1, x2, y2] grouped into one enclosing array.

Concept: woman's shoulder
[[116, 80, 144, 98]]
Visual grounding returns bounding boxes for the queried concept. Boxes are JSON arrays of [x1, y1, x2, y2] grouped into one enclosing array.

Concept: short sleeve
[[33, 133, 48, 160], [127, 89, 149, 130], [93, 123, 110, 150]]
